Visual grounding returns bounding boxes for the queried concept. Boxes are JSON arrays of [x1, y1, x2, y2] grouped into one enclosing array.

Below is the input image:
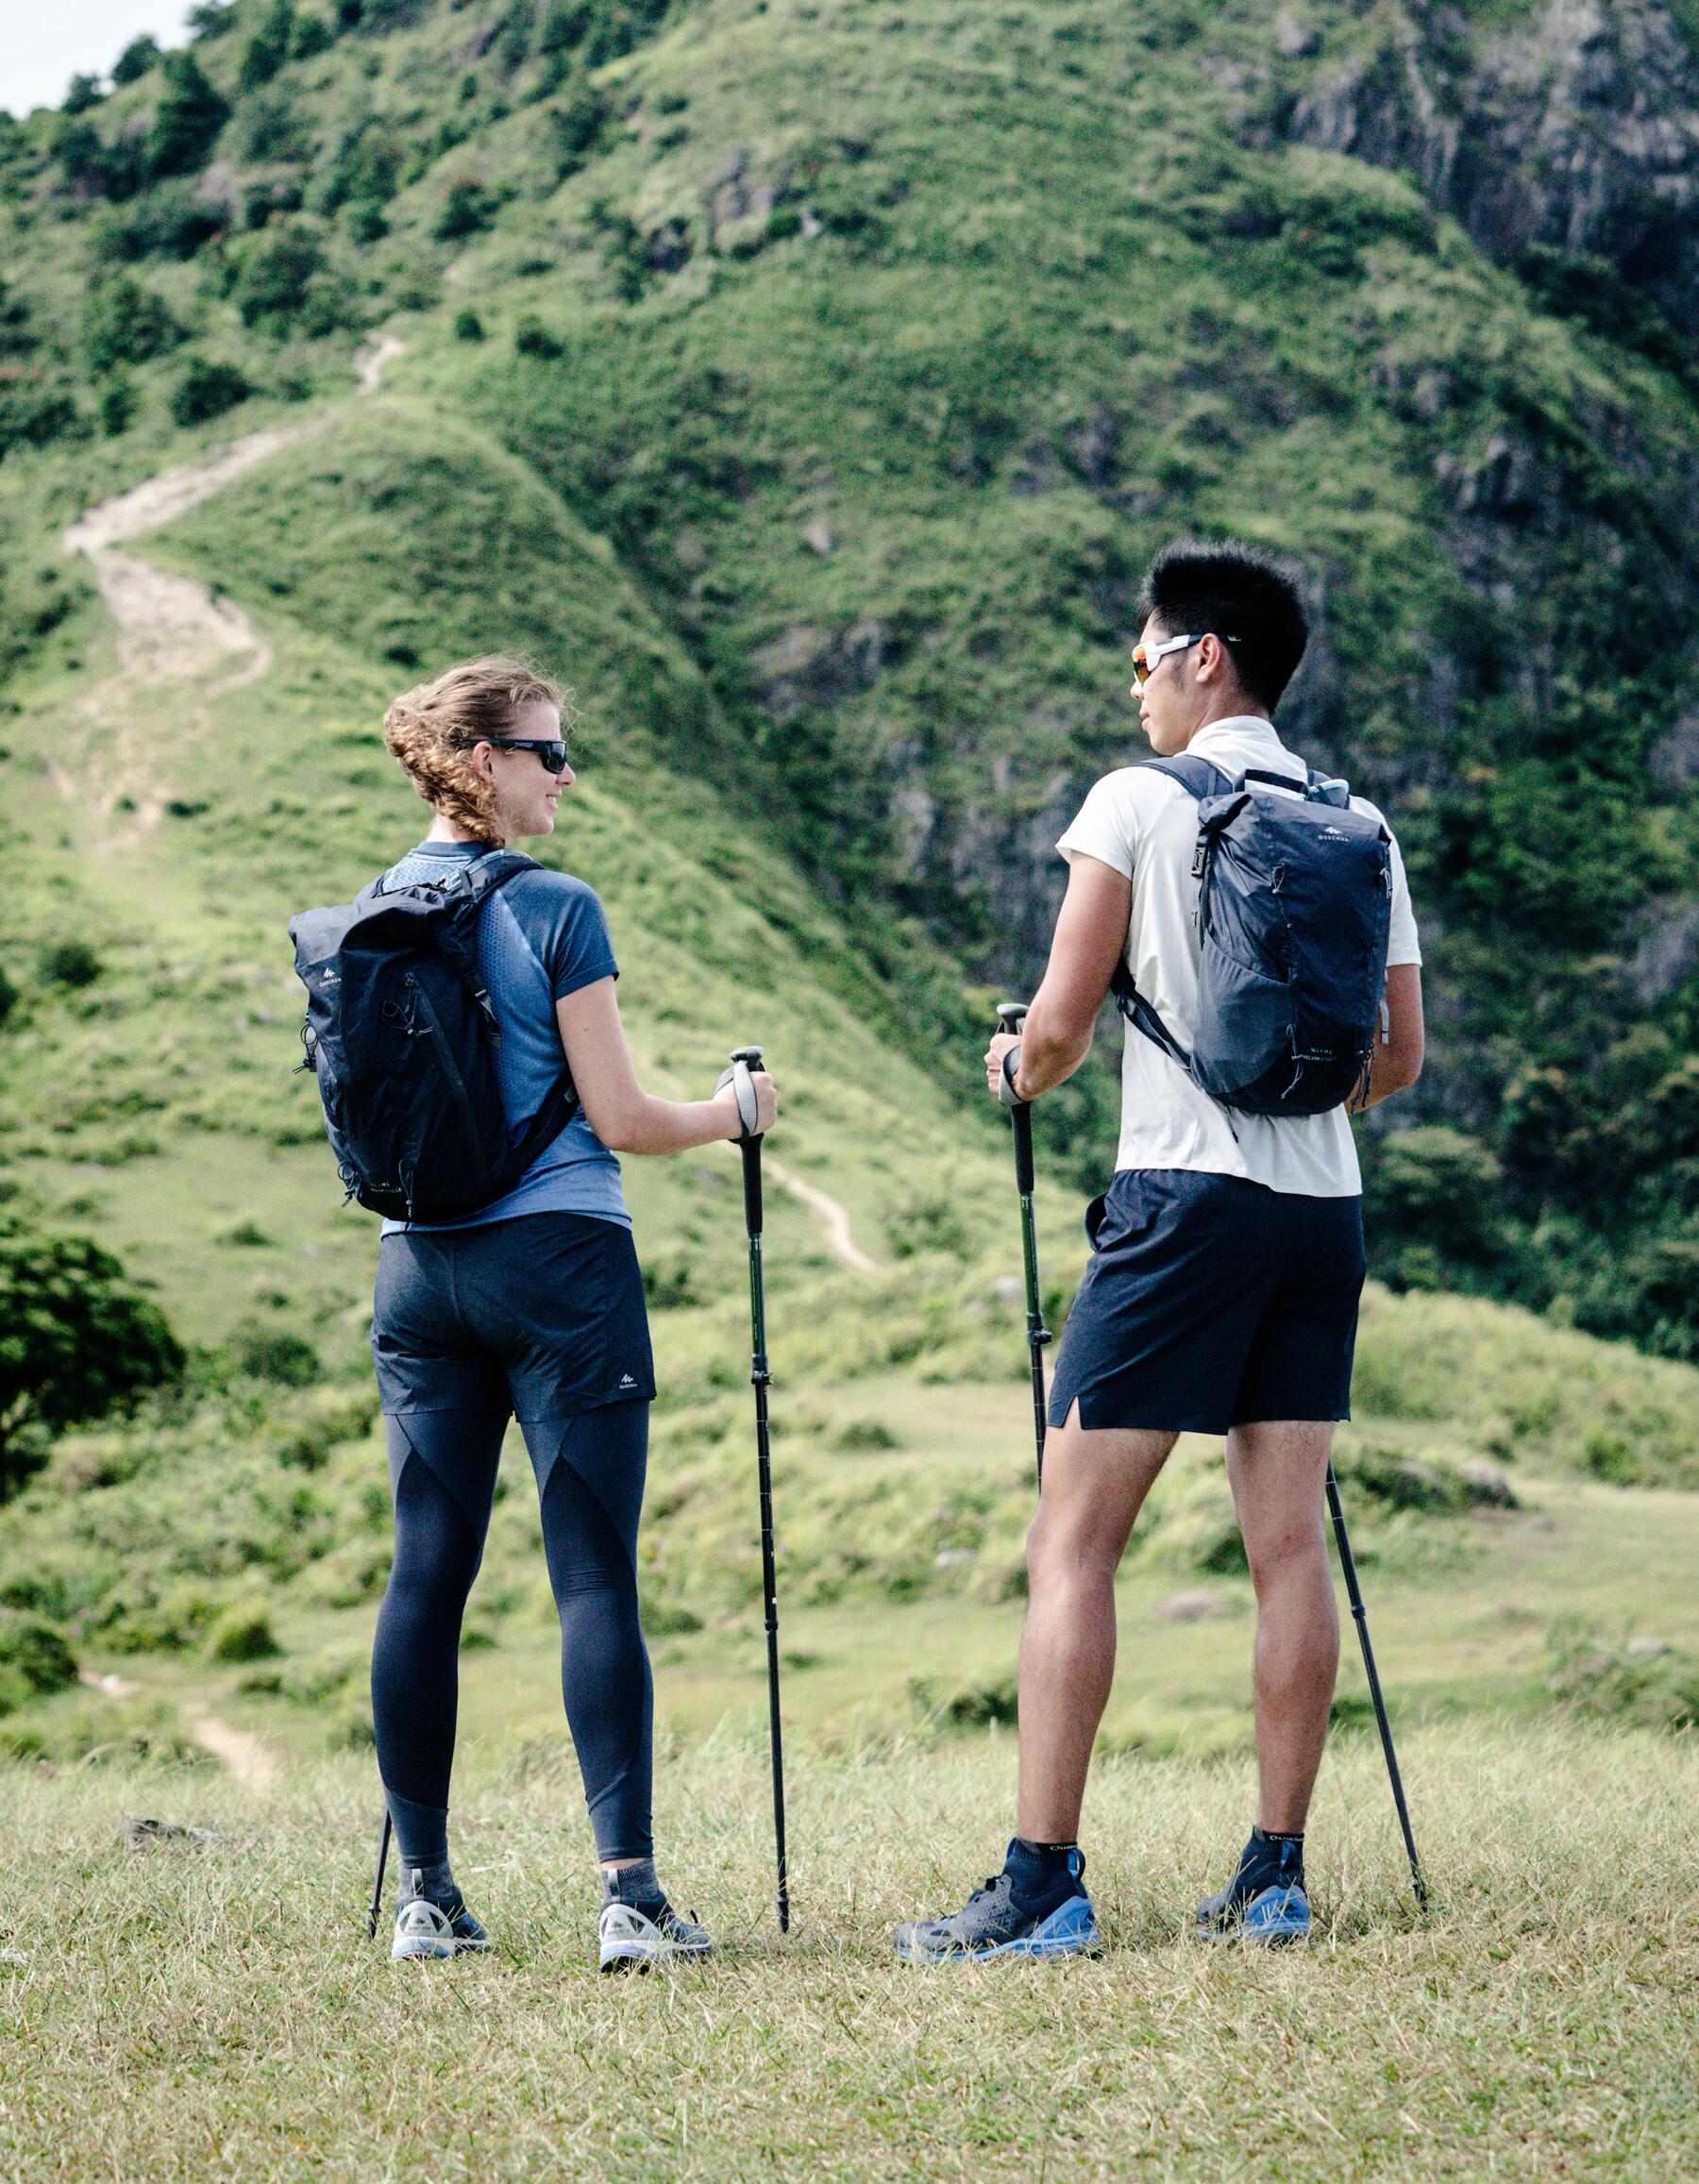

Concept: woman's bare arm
[[555, 978, 777, 1153]]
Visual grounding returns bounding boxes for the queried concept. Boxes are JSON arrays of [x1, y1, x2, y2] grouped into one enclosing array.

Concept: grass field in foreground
[[2, 1723, 1695, 2182]]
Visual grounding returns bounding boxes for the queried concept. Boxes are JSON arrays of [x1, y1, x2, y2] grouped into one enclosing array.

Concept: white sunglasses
[[1130, 631, 1240, 687]]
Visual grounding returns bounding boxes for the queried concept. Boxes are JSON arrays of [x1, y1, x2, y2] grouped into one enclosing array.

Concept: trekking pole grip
[[730, 1044, 765, 1235], [996, 1003, 1035, 1195]]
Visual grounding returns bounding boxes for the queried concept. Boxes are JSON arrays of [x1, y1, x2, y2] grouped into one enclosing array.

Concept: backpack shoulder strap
[[1108, 760, 1227, 1068], [456, 848, 539, 904], [444, 850, 580, 1150], [1137, 754, 1233, 800]]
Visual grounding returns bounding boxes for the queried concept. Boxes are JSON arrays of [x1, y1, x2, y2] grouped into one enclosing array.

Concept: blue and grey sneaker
[[894, 1845, 1101, 1963], [597, 1899, 713, 1974], [391, 1870, 493, 1961], [1196, 1830, 1312, 1944], [1195, 1877, 1311, 1943]]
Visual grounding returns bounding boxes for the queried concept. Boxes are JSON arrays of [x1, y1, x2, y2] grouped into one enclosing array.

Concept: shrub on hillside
[[435, 176, 496, 242], [234, 1327, 320, 1386], [98, 180, 229, 260], [0, 380, 81, 461], [0, 965, 18, 1026], [887, 1196, 971, 1260], [1365, 1127, 1507, 1290], [1547, 1619, 1699, 1733], [100, 378, 140, 436], [39, 939, 102, 988], [513, 314, 562, 359], [0, 1221, 184, 1502], [0, 1610, 78, 1716], [206, 1604, 281, 1663], [229, 224, 347, 335], [82, 275, 180, 372], [170, 354, 250, 426]]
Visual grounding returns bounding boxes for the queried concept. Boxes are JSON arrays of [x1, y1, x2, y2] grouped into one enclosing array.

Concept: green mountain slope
[[3, 0, 1697, 1350], [2, 0, 1698, 1762]]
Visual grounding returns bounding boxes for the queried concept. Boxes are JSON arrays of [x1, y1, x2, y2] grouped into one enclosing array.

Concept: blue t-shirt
[[376, 840, 631, 1234]]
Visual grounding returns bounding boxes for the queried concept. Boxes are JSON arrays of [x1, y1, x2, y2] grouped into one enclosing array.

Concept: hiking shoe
[[1195, 1877, 1312, 1944], [894, 1858, 1101, 1964], [391, 1889, 492, 1962], [597, 1899, 713, 1974]]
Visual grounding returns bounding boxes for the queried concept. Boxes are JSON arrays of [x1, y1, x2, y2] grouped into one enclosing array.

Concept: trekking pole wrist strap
[[997, 1041, 1027, 1108], [715, 1059, 763, 1141]]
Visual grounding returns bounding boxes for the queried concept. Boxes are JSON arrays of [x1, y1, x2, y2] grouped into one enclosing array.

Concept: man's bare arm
[[984, 854, 1132, 1102], [1360, 962, 1423, 1108]]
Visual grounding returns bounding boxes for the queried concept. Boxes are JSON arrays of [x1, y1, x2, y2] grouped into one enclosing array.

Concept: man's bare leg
[[1016, 1408, 1178, 1841], [1224, 1419, 1340, 1833]]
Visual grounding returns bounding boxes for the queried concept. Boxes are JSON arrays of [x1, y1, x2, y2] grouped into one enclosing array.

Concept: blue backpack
[[1111, 755, 1392, 1117], [290, 850, 577, 1222]]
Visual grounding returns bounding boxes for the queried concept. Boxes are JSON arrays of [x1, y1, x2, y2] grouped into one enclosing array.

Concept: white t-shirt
[[1057, 714, 1421, 1198]]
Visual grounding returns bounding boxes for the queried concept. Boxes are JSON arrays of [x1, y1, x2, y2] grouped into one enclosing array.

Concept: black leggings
[[371, 1402, 653, 1861]]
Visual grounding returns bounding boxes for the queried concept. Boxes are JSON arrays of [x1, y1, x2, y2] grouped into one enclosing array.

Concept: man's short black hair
[[1135, 539, 1309, 711]]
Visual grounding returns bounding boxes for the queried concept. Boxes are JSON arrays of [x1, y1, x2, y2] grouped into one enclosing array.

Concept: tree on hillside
[[112, 36, 162, 87], [147, 53, 228, 178], [240, 0, 298, 92], [0, 1221, 184, 1504]]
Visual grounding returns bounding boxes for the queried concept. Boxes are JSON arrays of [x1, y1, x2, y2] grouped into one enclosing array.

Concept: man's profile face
[[1134, 616, 1198, 756]]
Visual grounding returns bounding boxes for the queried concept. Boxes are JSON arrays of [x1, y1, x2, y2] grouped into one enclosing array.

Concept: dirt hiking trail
[[59, 342, 407, 840]]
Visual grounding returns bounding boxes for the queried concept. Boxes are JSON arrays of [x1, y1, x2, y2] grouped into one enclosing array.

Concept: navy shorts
[[1047, 1169, 1366, 1435], [372, 1210, 656, 1420]]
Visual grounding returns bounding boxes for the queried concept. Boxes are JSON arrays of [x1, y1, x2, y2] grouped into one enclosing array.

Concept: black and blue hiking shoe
[[894, 1840, 1101, 1963], [1195, 1827, 1312, 1945]]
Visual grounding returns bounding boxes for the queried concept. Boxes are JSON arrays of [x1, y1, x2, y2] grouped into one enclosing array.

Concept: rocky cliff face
[[1287, 0, 1699, 331]]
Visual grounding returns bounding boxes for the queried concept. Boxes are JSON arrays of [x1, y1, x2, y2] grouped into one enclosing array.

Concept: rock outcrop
[[1287, 0, 1699, 332]]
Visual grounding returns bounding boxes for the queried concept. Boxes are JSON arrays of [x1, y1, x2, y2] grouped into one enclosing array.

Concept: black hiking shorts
[[1047, 1168, 1366, 1435], [371, 1210, 656, 1420]]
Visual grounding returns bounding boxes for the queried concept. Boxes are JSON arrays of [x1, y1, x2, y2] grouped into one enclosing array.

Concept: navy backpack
[[1113, 755, 1392, 1117], [290, 850, 577, 1222]]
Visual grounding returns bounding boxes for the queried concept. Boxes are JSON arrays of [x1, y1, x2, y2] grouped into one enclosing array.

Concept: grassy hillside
[[1, 0, 1697, 1346], [4, 1724, 1697, 2181]]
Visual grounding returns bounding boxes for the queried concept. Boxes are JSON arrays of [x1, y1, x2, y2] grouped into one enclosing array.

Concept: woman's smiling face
[[481, 699, 574, 840]]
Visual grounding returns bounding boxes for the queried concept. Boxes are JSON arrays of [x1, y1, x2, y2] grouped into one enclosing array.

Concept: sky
[[4, 3, 200, 120]]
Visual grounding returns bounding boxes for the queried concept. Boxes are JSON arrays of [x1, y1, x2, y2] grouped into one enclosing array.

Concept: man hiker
[[894, 540, 1424, 1959]]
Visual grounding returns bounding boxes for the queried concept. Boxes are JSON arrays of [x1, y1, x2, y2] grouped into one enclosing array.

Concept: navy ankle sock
[[1231, 1826, 1304, 1902], [1004, 1836, 1085, 1913]]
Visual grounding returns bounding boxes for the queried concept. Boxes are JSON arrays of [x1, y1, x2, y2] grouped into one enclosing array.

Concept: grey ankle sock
[[602, 1858, 664, 1916], [399, 1858, 462, 1912]]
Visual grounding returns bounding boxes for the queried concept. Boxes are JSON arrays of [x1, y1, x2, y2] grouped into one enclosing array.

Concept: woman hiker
[[364, 655, 777, 1969]]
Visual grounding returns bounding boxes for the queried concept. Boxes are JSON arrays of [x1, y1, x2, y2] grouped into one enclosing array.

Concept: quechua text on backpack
[[1111, 756, 1392, 1117], [289, 851, 578, 1222]]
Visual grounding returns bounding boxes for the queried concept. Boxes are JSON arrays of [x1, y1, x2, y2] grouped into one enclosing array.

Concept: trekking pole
[[996, 1002, 1050, 1488], [364, 1806, 391, 1941], [1323, 1465, 1429, 1913], [727, 1045, 790, 1934]]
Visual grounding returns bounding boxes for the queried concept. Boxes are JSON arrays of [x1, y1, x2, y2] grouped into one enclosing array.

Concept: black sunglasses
[[458, 735, 572, 774]]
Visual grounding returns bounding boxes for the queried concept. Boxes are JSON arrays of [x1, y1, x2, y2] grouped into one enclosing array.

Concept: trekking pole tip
[[995, 1000, 1029, 1033]]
